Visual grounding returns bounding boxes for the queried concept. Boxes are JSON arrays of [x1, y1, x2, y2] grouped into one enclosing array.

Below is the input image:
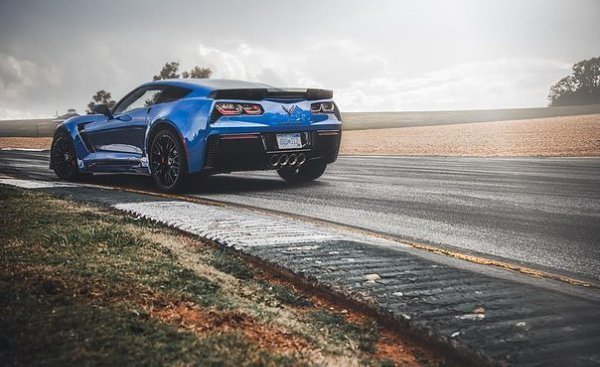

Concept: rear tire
[[50, 132, 81, 181], [277, 160, 327, 183], [149, 129, 188, 193]]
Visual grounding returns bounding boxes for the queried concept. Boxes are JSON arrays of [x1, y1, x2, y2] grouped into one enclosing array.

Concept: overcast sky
[[1, 0, 599, 119]]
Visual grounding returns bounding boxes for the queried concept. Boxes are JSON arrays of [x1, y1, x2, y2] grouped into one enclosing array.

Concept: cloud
[[185, 41, 571, 111], [1, 0, 597, 119], [0, 53, 62, 118], [0, 53, 61, 96], [190, 42, 320, 87], [0, 40, 574, 119], [337, 58, 572, 111]]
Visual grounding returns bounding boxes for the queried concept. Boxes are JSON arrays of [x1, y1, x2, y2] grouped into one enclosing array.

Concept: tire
[[277, 160, 327, 183], [50, 132, 82, 181], [149, 129, 188, 193]]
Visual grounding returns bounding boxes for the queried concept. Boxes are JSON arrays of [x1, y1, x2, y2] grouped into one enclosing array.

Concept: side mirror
[[92, 104, 113, 119]]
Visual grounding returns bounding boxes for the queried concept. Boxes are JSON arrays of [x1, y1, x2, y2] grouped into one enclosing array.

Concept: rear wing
[[208, 88, 333, 101]]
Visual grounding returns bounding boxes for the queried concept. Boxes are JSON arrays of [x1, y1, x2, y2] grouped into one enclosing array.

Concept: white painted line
[[0, 148, 48, 152], [0, 178, 78, 189]]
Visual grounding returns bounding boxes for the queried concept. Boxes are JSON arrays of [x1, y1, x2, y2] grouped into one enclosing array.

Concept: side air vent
[[77, 122, 95, 152]]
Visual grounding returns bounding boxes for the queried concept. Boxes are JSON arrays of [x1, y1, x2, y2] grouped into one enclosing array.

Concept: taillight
[[320, 102, 335, 113], [214, 102, 263, 116], [241, 104, 263, 115], [311, 102, 336, 113], [215, 103, 242, 115]]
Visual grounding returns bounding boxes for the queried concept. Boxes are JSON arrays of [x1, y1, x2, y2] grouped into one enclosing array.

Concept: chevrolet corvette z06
[[50, 79, 342, 192]]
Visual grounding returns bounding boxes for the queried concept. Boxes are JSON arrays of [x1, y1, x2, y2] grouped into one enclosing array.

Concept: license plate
[[276, 133, 302, 149]]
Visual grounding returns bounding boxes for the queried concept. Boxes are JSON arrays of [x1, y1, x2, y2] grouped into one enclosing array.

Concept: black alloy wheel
[[51, 133, 80, 180], [150, 129, 187, 192]]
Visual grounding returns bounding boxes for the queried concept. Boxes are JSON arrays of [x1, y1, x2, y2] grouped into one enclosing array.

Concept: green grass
[[0, 187, 225, 307], [1, 287, 180, 366], [308, 310, 379, 354], [0, 185, 441, 366], [0, 186, 294, 365], [260, 282, 313, 308], [209, 250, 255, 280], [0, 287, 296, 367]]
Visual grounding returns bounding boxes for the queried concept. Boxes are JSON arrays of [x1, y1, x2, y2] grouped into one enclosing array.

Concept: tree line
[[548, 57, 600, 106], [86, 61, 212, 113]]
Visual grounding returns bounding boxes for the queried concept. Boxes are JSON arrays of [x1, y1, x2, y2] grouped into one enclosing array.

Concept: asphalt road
[[1, 149, 599, 283]]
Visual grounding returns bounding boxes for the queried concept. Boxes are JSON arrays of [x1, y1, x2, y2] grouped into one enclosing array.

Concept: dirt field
[[341, 114, 600, 156], [342, 104, 600, 130], [1, 114, 599, 157], [0, 137, 52, 149]]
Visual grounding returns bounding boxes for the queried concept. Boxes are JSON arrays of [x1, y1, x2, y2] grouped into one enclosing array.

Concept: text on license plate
[[276, 133, 302, 149]]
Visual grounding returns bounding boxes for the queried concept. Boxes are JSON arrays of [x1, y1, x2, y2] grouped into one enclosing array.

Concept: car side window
[[157, 86, 192, 104], [113, 87, 163, 115]]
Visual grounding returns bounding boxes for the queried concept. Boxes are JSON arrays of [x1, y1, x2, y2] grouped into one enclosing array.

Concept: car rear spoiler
[[208, 88, 333, 101]]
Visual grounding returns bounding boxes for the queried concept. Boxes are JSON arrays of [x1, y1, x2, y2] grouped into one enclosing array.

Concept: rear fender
[[146, 98, 213, 174]]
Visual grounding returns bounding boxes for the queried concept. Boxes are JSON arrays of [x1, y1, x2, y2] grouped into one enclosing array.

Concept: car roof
[[141, 79, 273, 95]]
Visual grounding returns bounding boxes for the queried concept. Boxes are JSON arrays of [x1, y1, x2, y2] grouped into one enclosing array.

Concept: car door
[[83, 86, 163, 163]]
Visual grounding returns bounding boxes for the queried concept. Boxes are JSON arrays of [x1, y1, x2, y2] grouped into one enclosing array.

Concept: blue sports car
[[50, 79, 342, 192]]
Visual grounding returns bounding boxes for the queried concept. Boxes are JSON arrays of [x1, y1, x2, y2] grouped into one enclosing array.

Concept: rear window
[[157, 86, 192, 104]]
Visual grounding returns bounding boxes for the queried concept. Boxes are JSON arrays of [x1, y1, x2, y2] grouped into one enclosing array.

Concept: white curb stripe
[[0, 178, 406, 251], [0, 178, 79, 189], [114, 200, 347, 248]]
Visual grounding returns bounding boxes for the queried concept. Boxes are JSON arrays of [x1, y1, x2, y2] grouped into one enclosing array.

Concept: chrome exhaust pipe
[[288, 154, 297, 166], [278, 154, 289, 166], [270, 154, 280, 167], [296, 153, 307, 166]]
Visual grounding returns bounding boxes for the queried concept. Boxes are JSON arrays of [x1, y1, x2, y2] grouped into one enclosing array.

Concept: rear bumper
[[202, 129, 341, 173]]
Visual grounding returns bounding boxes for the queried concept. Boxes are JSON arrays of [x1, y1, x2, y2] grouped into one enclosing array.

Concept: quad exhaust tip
[[270, 153, 307, 168], [296, 153, 306, 166], [278, 154, 289, 166]]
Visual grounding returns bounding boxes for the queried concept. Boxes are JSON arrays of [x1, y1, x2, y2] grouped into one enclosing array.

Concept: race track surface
[[1, 150, 599, 283]]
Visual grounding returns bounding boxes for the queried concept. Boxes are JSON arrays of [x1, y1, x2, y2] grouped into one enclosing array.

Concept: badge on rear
[[281, 105, 298, 115]]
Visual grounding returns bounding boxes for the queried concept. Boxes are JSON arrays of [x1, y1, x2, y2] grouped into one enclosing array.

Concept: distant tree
[[154, 61, 212, 80], [548, 57, 600, 106], [153, 61, 181, 80], [87, 90, 116, 113], [182, 66, 212, 79], [55, 108, 79, 120]]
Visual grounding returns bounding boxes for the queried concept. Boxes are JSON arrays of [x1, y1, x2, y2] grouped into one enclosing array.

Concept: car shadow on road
[[78, 172, 325, 196]]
